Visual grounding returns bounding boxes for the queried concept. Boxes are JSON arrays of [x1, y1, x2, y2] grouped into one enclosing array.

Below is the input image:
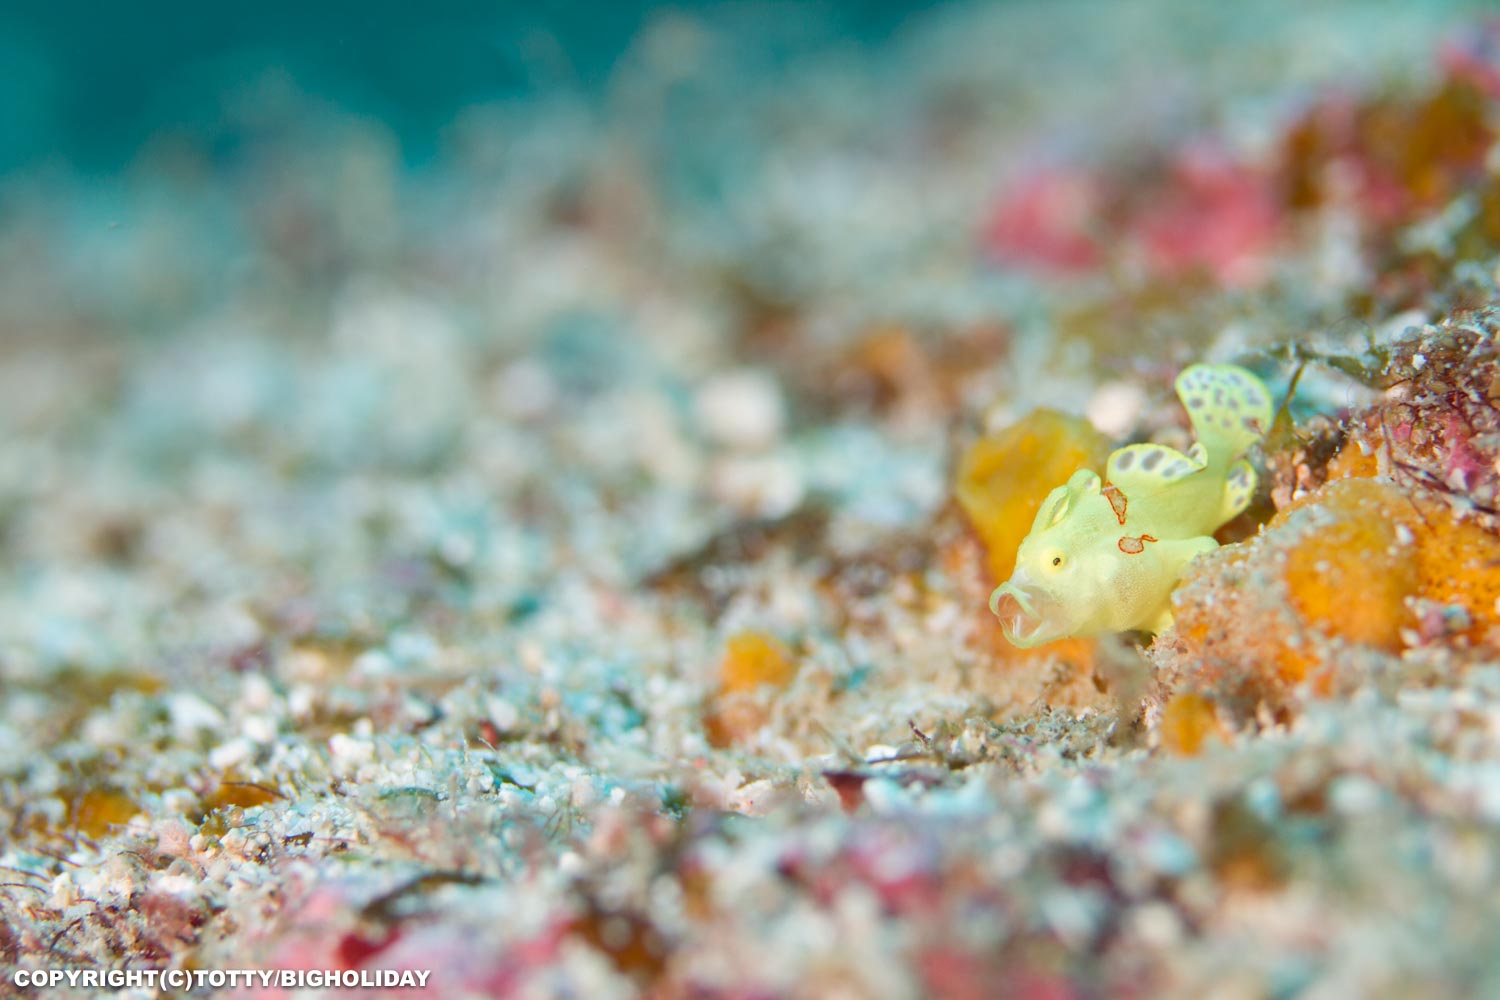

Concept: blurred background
[[0, 0, 931, 174], [0, 0, 1490, 602], [1, 0, 1485, 344], [0, 0, 1493, 661], [3, 1, 1486, 175]]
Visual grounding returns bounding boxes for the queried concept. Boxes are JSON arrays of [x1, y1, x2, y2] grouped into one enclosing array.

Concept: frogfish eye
[[1051, 556, 1063, 566]]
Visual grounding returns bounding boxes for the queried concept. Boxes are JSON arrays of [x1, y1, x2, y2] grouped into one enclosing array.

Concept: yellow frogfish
[[989, 363, 1273, 648]]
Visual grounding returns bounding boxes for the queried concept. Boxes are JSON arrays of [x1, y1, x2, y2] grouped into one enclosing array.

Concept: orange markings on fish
[[1102, 483, 1128, 526], [1117, 533, 1158, 555]]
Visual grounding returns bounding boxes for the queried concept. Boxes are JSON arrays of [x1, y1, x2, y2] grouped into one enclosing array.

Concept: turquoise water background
[[0, 1, 921, 173]]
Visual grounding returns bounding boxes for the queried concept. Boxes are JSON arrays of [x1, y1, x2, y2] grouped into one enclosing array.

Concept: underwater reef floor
[[7, 5, 1500, 998]]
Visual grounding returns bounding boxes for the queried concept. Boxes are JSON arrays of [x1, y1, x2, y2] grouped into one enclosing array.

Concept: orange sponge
[[705, 631, 799, 747], [1277, 478, 1419, 667], [1169, 476, 1500, 707], [1159, 691, 1225, 756], [719, 631, 798, 694]]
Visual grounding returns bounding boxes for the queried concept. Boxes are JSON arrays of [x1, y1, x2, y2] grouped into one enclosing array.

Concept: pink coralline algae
[[983, 168, 1105, 274], [1132, 145, 1281, 288], [983, 146, 1282, 288]]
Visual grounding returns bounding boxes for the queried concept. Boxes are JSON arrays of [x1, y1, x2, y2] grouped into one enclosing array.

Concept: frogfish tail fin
[[1174, 363, 1274, 462]]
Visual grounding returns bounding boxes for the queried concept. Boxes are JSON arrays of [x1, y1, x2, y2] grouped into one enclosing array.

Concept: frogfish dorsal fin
[[1105, 442, 1202, 495]]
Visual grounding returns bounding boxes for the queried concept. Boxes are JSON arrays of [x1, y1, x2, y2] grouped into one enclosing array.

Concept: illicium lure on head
[[989, 364, 1274, 648]]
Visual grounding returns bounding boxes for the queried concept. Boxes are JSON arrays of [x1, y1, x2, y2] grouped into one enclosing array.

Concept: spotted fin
[[1220, 458, 1257, 522], [1106, 442, 1203, 494], [1174, 364, 1274, 461]]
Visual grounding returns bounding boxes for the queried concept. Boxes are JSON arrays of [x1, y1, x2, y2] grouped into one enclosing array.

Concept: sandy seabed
[[5, 3, 1500, 997]]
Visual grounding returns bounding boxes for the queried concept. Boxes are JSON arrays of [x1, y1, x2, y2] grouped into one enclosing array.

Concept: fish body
[[990, 364, 1273, 648]]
